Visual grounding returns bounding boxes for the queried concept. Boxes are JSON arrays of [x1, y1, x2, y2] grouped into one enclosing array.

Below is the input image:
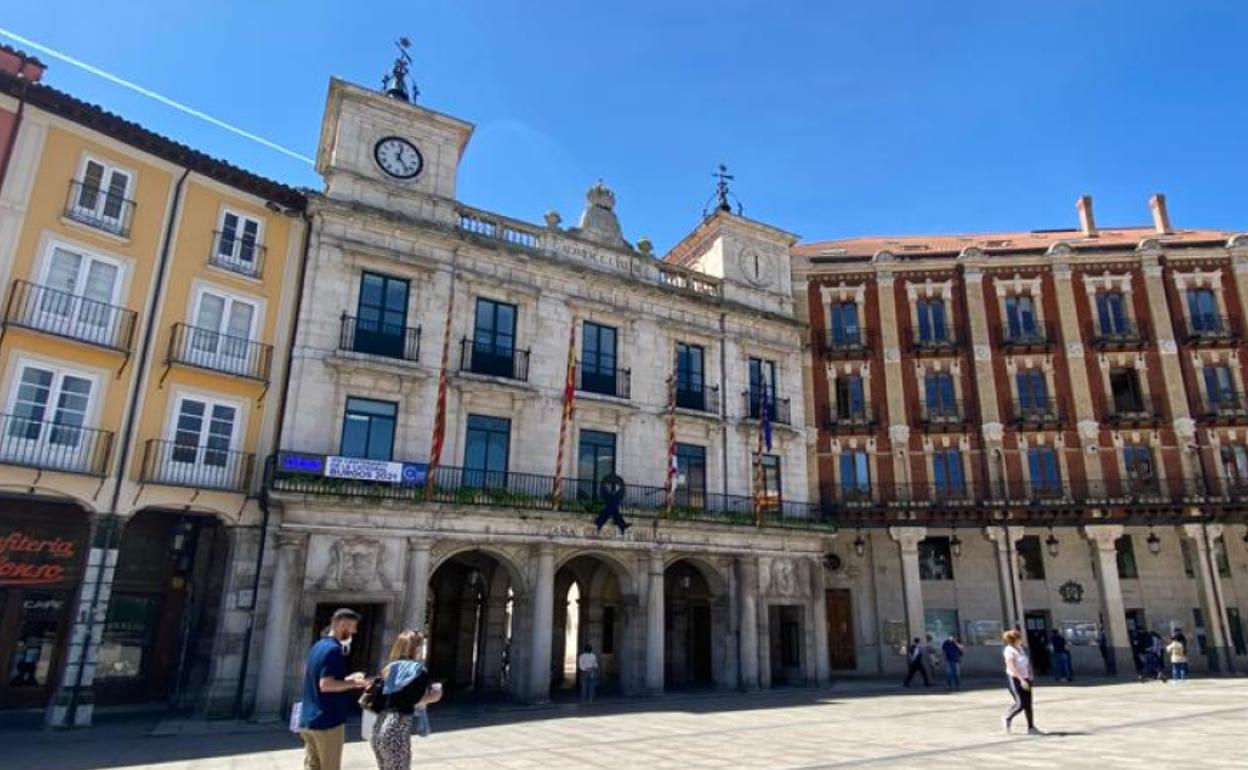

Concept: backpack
[[359, 675, 388, 713]]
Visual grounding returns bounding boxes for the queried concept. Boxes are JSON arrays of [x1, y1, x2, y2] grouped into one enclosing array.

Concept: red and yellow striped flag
[[424, 278, 455, 501], [552, 323, 577, 510], [663, 348, 678, 517]]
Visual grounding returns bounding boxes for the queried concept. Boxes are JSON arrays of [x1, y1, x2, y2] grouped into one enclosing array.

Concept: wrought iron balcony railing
[[459, 338, 530, 381], [919, 399, 971, 428], [675, 384, 720, 414], [910, 328, 963, 354], [1105, 392, 1163, 424], [826, 404, 875, 432], [818, 327, 872, 358], [1012, 397, 1061, 426], [1089, 319, 1147, 349], [140, 438, 254, 492], [1000, 321, 1056, 350], [743, 390, 792, 425], [1198, 391, 1248, 421], [4, 280, 137, 352], [167, 323, 273, 382], [1181, 314, 1237, 344], [576, 363, 630, 399], [339, 314, 420, 362], [64, 179, 135, 237], [209, 230, 266, 277], [0, 412, 113, 475]]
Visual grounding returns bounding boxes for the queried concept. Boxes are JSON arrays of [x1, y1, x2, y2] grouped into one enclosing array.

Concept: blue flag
[[760, 379, 773, 452]]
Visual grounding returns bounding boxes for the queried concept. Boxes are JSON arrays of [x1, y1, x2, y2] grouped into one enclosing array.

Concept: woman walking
[[370, 630, 442, 770], [1166, 630, 1189, 682], [1002, 629, 1041, 735]]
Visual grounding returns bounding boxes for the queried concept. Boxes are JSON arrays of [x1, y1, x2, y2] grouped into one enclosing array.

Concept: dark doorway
[[664, 560, 714, 689], [1023, 610, 1051, 675], [825, 589, 856, 670], [427, 552, 515, 700], [769, 605, 804, 685], [312, 602, 383, 683], [553, 555, 627, 698]]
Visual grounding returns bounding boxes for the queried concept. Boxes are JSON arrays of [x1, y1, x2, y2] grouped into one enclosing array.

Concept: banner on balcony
[[323, 456, 428, 485]]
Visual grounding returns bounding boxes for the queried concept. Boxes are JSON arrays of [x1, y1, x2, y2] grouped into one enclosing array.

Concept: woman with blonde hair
[[1001, 628, 1041, 735], [369, 630, 442, 770]]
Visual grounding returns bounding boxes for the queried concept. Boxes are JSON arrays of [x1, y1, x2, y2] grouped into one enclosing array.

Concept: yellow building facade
[[0, 48, 305, 724]]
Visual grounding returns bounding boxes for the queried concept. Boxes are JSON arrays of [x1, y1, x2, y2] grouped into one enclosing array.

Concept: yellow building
[[0, 46, 306, 724]]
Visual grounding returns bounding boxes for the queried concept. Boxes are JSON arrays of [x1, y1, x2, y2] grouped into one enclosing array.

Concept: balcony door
[[916, 298, 947, 343], [675, 342, 705, 410], [464, 414, 510, 488], [190, 289, 257, 374], [38, 246, 121, 345], [355, 272, 409, 358], [576, 429, 616, 499], [1186, 288, 1219, 333], [166, 396, 239, 488], [1005, 295, 1037, 340], [2, 364, 95, 472], [216, 211, 262, 274], [472, 298, 517, 377], [828, 302, 860, 346], [73, 158, 131, 233], [748, 358, 777, 419], [1095, 292, 1129, 336], [580, 322, 617, 395]]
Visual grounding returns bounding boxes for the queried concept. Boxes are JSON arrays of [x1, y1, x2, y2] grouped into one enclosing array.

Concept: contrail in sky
[[0, 26, 314, 165]]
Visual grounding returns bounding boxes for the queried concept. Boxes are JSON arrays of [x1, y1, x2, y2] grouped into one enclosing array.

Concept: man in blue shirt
[[299, 608, 366, 770], [941, 635, 964, 690]]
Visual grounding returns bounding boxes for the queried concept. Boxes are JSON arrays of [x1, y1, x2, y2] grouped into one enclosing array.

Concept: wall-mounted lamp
[[853, 531, 866, 558], [1045, 528, 1060, 558], [950, 532, 963, 559], [1146, 528, 1162, 556]]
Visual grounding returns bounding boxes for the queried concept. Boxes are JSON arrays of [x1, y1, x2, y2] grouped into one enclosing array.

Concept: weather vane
[[704, 163, 743, 217], [381, 37, 419, 103]]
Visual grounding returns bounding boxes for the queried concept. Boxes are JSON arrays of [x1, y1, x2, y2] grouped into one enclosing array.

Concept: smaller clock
[[374, 136, 424, 180]]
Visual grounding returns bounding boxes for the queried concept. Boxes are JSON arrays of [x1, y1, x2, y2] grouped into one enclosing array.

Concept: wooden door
[[825, 589, 856, 670]]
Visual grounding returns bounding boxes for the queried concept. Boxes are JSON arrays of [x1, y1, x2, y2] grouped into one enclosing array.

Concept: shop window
[[1115, 535, 1139, 580], [96, 593, 160, 682], [1016, 536, 1046, 580], [919, 537, 954, 581], [6, 591, 69, 688]]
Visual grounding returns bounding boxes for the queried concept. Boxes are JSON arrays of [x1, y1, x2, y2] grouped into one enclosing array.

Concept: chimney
[[1149, 193, 1171, 234], [1076, 194, 1097, 236]]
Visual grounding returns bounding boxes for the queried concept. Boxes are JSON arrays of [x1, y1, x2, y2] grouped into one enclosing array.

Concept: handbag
[[359, 675, 387, 712]]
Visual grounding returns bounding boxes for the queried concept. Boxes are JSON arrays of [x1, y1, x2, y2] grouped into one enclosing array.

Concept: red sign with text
[[0, 529, 80, 587]]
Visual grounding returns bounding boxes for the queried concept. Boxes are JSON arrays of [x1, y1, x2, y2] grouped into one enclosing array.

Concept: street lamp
[[853, 531, 866, 558], [1045, 528, 1060, 558], [950, 532, 963, 558], [1146, 528, 1162, 556]]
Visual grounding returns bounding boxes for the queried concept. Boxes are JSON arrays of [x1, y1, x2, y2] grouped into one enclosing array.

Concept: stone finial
[[637, 237, 653, 256], [544, 209, 562, 230], [568, 180, 627, 248]]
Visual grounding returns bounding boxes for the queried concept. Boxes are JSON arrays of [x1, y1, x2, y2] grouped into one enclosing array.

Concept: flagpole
[[663, 348, 678, 518], [552, 323, 577, 510], [424, 272, 455, 502]]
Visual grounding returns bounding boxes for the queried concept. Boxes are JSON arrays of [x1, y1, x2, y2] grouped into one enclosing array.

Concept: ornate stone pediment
[[312, 535, 394, 592]]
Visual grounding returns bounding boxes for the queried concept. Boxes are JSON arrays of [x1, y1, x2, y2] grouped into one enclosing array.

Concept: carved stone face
[[339, 538, 381, 591]]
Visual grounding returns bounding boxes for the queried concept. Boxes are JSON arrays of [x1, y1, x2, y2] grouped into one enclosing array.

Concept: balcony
[[1197, 391, 1248, 423], [64, 180, 135, 237], [1089, 319, 1147, 350], [266, 453, 825, 529], [826, 404, 875, 433], [918, 399, 971, 430], [743, 390, 792, 425], [4, 280, 136, 352], [1012, 398, 1061, 427], [675, 384, 720, 414], [140, 438, 254, 492], [1000, 321, 1055, 351], [459, 338, 530, 381], [339, 314, 420, 362], [1105, 392, 1163, 426], [1180, 314, 1238, 346], [910, 328, 963, 356], [0, 412, 113, 475], [209, 230, 266, 278], [167, 323, 273, 382], [576, 363, 630, 400], [818, 327, 872, 359]]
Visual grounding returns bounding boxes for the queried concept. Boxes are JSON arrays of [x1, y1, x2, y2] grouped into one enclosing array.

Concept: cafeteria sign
[[0, 529, 78, 587]]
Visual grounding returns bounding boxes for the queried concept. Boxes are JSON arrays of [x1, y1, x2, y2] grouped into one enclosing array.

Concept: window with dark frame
[[354, 272, 410, 358], [674, 443, 707, 508], [1109, 368, 1145, 414], [340, 397, 397, 461], [580, 322, 618, 395], [918, 537, 955, 581], [835, 375, 866, 419], [464, 414, 510, 488], [828, 301, 861, 346], [576, 429, 616, 498], [471, 297, 517, 376], [1115, 535, 1139, 580], [916, 298, 947, 342], [675, 342, 706, 409], [1016, 536, 1046, 580], [748, 357, 777, 419]]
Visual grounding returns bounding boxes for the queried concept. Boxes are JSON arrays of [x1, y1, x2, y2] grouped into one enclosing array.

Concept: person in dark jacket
[[903, 638, 930, 687], [370, 630, 443, 770]]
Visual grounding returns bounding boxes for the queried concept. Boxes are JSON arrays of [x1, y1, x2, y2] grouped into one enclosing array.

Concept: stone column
[[810, 558, 831, 685], [889, 526, 927, 642], [1139, 254, 1201, 481], [736, 556, 760, 690], [984, 525, 1025, 628], [527, 543, 555, 703], [876, 271, 911, 486], [1084, 525, 1132, 676], [1052, 262, 1097, 484], [253, 531, 306, 719], [401, 538, 431, 632], [1182, 523, 1233, 672], [645, 551, 665, 693], [962, 267, 1006, 492]]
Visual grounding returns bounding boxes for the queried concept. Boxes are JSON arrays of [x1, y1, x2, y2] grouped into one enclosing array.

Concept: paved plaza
[[5, 678, 1246, 769]]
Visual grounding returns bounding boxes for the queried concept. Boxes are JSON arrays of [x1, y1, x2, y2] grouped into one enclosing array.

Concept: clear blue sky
[[4, 2, 1246, 250]]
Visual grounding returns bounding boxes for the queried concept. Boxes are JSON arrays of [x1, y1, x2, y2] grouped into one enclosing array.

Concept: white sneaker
[[1002, 717, 1011, 734]]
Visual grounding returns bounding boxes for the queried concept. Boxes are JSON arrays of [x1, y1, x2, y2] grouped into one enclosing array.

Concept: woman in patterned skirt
[[371, 630, 442, 770]]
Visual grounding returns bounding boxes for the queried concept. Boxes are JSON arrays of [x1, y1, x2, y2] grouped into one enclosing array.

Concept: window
[[675, 342, 705, 409], [835, 375, 866, 420], [1186, 288, 1220, 333], [170, 395, 237, 469], [1109, 368, 1145, 414], [1016, 536, 1046, 580], [190, 288, 257, 373], [924, 373, 957, 419], [471, 298, 517, 376], [1215, 536, 1232, 578], [1203, 366, 1237, 409], [464, 414, 509, 487], [1027, 447, 1061, 493], [38, 245, 122, 344], [839, 450, 869, 496], [7, 590, 70, 688], [215, 210, 262, 274], [71, 157, 131, 232], [1227, 608, 1247, 656], [354, 272, 409, 358], [748, 358, 777, 419], [1122, 445, 1156, 490], [674, 443, 707, 508], [96, 593, 158, 682], [580, 322, 618, 395], [918, 537, 954, 580], [340, 397, 397, 460], [1095, 291, 1130, 336], [828, 302, 861, 346], [1221, 445, 1248, 487], [1016, 370, 1048, 410], [1004, 295, 1037, 340], [916, 298, 947, 342], [3, 364, 94, 468], [576, 429, 616, 496], [1181, 537, 1197, 578], [924, 608, 960, 640], [1115, 535, 1138, 579], [758, 454, 782, 506], [932, 448, 964, 495], [1179, 535, 1229, 579]]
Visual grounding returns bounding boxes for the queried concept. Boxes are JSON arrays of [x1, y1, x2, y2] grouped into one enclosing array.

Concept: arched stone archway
[[551, 552, 639, 697], [664, 557, 732, 690]]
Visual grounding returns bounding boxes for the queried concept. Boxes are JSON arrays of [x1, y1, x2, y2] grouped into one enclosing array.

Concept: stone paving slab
[[4, 679, 1246, 769]]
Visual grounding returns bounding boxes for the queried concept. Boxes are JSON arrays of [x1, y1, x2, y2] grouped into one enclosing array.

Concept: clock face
[[742, 251, 773, 287], [373, 136, 424, 179]]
